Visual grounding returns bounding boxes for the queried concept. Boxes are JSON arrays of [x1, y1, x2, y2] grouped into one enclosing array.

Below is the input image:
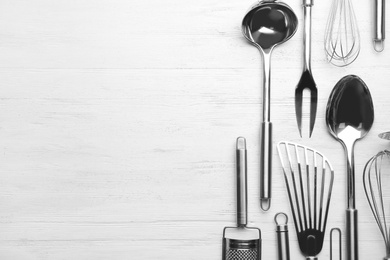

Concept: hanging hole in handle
[[274, 212, 288, 225], [374, 40, 385, 52], [260, 198, 271, 211], [330, 228, 342, 260]]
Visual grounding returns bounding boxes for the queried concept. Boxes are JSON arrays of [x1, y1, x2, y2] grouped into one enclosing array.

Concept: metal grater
[[222, 137, 261, 260], [223, 238, 259, 260]]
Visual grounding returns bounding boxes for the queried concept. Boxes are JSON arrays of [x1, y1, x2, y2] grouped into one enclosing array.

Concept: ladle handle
[[374, 0, 385, 52], [260, 51, 272, 211], [260, 121, 272, 211]]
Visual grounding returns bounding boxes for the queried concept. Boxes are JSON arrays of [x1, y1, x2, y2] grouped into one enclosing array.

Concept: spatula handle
[[236, 137, 248, 227], [275, 213, 290, 260]]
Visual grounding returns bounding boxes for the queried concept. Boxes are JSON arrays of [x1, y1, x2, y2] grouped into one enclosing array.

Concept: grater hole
[[227, 248, 258, 260]]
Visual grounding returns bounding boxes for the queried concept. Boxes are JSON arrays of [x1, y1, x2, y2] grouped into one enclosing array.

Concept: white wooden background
[[0, 0, 389, 259]]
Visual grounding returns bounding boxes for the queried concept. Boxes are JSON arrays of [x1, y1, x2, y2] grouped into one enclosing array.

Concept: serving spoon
[[242, 0, 298, 211], [326, 75, 374, 260]]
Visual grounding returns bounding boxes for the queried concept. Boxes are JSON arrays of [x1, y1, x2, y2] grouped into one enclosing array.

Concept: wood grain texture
[[0, 0, 388, 259]]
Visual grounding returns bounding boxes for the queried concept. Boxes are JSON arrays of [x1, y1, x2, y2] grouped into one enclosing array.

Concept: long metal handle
[[374, 0, 385, 52], [236, 137, 248, 227], [345, 141, 358, 260], [260, 51, 272, 211], [275, 213, 290, 260], [303, 0, 313, 71], [330, 228, 342, 260], [346, 209, 358, 260], [345, 142, 355, 210]]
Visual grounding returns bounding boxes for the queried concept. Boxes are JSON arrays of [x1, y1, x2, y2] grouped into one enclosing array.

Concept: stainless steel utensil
[[363, 150, 390, 260], [275, 212, 290, 260], [295, 0, 317, 138], [374, 0, 385, 52], [277, 141, 334, 260], [379, 132, 390, 140], [326, 75, 374, 260], [242, 0, 298, 211], [222, 137, 261, 260], [324, 0, 360, 66], [330, 228, 342, 260]]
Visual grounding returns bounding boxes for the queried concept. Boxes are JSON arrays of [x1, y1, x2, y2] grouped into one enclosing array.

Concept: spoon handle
[[346, 209, 358, 260], [345, 141, 358, 260]]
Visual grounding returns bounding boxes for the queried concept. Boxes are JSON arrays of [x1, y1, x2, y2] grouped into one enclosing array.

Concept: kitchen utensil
[[324, 0, 360, 66], [379, 132, 390, 140], [295, 0, 317, 138], [242, 0, 298, 211], [326, 75, 374, 260], [222, 137, 261, 260], [330, 228, 342, 260], [374, 0, 385, 52], [275, 212, 290, 260], [277, 141, 334, 260], [363, 150, 390, 260]]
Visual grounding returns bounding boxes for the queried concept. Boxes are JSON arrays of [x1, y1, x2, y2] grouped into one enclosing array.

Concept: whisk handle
[[374, 0, 385, 52], [346, 209, 358, 260]]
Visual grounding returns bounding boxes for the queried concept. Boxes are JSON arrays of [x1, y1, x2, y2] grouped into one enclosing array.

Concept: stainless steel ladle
[[242, 0, 298, 211]]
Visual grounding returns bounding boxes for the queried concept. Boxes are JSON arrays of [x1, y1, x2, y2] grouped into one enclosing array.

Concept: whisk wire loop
[[324, 0, 360, 66], [363, 150, 390, 259]]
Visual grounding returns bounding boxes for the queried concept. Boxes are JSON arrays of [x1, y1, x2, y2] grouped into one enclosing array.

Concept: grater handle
[[236, 137, 248, 227]]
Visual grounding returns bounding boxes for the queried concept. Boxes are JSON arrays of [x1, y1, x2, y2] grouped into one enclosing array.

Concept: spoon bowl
[[326, 75, 374, 141], [325, 74, 374, 260]]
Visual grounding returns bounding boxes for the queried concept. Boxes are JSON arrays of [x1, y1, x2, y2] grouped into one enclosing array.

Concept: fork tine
[[309, 88, 318, 137], [295, 88, 303, 137]]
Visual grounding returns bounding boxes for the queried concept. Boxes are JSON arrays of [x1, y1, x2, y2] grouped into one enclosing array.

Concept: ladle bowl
[[242, 2, 298, 51], [242, 0, 297, 211]]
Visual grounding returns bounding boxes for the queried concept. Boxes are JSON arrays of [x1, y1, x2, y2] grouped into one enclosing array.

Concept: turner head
[[277, 141, 334, 258]]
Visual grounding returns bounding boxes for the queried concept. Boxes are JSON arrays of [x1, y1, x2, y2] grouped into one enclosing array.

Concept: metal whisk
[[324, 0, 360, 66], [363, 150, 390, 260]]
